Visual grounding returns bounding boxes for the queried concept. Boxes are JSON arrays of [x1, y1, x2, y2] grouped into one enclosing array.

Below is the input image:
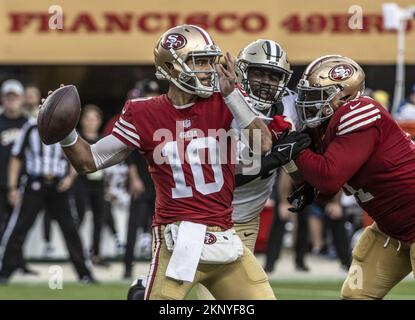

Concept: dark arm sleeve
[[235, 173, 259, 187], [295, 127, 379, 195], [235, 155, 281, 187]]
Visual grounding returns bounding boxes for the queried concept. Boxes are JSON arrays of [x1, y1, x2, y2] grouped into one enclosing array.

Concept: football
[[37, 85, 81, 145]]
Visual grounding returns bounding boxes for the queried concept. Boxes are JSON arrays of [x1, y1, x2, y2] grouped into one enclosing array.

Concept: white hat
[[1, 79, 24, 96]]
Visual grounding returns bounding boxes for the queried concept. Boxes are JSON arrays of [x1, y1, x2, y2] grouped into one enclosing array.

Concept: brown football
[[37, 85, 81, 145]]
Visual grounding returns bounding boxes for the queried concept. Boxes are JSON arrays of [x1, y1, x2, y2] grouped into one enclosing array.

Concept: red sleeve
[[111, 100, 142, 150], [295, 127, 379, 195]]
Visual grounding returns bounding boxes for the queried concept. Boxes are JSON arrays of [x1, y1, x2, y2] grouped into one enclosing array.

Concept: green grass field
[[0, 280, 413, 300]]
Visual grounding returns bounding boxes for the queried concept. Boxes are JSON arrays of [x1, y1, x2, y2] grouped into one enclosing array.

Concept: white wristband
[[223, 88, 257, 129], [282, 160, 298, 174], [59, 129, 78, 147]]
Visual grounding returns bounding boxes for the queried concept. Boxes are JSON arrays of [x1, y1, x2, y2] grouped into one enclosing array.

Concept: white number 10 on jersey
[[162, 137, 224, 198]]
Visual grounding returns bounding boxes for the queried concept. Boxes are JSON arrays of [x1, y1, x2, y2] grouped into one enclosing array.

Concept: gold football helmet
[[236, 39, 292, 111], [296, 55, 365, 128], [154, 24, 222, 98]]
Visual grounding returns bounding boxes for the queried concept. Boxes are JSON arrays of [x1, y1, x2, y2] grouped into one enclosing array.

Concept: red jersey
[[111, 93, 235, 229], [296, 96, 415, 243]]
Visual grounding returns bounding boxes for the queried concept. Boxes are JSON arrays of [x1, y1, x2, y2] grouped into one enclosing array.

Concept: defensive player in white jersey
[[232, 39, 301, 251]]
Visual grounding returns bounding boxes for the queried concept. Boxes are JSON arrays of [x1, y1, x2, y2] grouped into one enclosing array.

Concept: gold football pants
[[145, 223, 275, 300], [341, 223, 415, 299], [196, 215, 262, 300]]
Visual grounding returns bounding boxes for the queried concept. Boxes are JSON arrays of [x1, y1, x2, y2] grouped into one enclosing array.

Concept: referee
[[0, 118, 95, 283]]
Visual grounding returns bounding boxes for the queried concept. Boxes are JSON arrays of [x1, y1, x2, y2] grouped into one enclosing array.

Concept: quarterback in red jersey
[[291, 55, 415, 299], [45, 25, 309, 300]]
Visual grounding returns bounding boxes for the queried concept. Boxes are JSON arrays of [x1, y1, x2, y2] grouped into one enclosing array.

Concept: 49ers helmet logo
[[204, 233, 217, 245], [329, 64, 354, 81], [161, 33, 187, 50]]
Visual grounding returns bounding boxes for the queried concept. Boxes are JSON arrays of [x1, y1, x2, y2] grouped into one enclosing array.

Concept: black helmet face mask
[[244, 66, 290, 110]]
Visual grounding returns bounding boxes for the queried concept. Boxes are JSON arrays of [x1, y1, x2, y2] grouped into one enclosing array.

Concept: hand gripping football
[[37, 85, 81, 145]]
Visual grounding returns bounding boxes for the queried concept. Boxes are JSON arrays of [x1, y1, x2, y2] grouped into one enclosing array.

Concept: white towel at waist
[[165, 221, 207, 282]]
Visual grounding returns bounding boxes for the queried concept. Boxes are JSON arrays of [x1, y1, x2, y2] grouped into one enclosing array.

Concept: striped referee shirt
[[11, 118, 69, 178]]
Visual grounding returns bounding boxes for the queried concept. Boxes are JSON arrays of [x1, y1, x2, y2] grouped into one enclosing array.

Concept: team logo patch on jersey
[[204, 232, 217, 245], [161, 33, 187, 50], [183, 119, 191, 128], [329, 64, 354, 81]]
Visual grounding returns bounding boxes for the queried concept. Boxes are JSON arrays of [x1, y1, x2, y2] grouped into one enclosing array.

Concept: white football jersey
[[232, 90, 299, 223]]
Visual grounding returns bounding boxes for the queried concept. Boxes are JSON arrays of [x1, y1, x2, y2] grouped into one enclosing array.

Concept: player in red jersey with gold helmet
[[289, 54, 415, 299], [51, 24, 310, 300]]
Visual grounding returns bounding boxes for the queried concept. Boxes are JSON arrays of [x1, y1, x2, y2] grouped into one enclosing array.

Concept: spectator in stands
[[396, 84, 415, 120], [364, 87, 390, 112], [372, 90, 390, 111], [0, 80, 27, 240], [23, 85, 41, 118], [73, 104, 109, 266]]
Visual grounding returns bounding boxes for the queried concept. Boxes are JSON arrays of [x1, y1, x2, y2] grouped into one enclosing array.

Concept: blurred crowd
[[0, 76, 414, 282]]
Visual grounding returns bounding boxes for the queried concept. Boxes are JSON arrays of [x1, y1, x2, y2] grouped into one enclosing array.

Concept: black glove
[[235, 131, 311, 187], [287, 182, 316, 212], [268, 131, 312, 166]]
